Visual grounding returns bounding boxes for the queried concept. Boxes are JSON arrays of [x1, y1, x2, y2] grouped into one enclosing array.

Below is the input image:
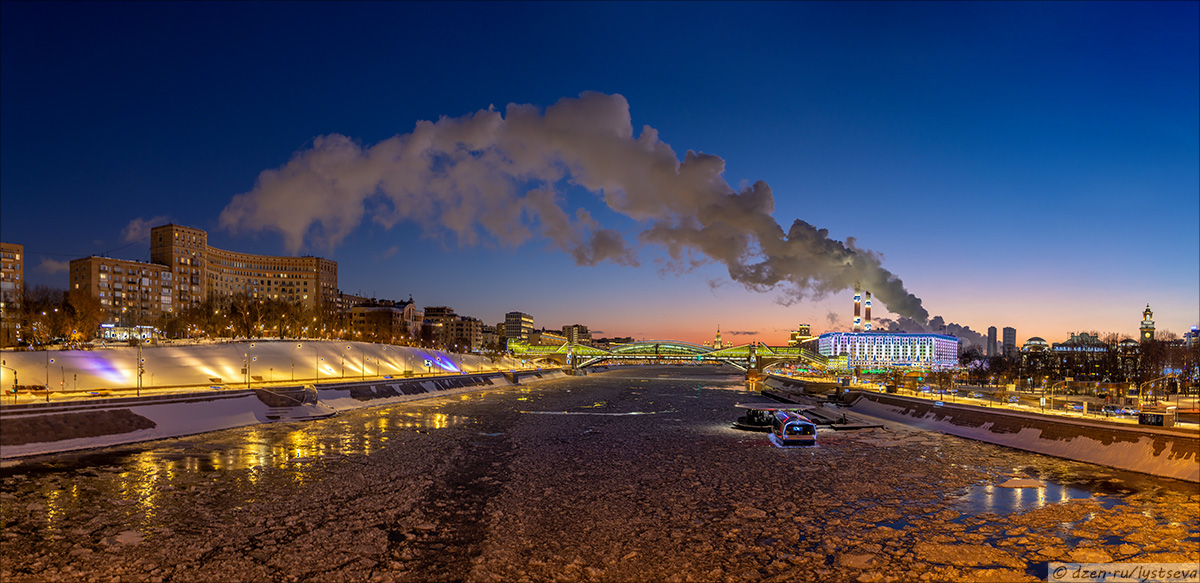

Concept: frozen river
[[2, 366, 1197, 582]]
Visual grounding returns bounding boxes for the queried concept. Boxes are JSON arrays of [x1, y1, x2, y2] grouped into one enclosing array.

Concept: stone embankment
[[765, 384, 1198, 483], [0, 369, 566, 460]]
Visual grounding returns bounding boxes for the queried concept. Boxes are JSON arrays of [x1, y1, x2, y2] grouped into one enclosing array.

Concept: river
[[1, 366, 1197, 582]]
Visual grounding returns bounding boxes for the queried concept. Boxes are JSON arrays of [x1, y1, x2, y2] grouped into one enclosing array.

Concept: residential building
[[350, 298, 422, 344], [562, 324, 591, 345], [0, 242, 23, 347], [149, 224, 338, 315], [69, 256, 174, 327], [445, 316, 483, 351], [504, 311, 533, 345]]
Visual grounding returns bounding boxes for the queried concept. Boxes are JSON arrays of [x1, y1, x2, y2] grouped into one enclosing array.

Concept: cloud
[[121, 215, 170, 243], [37, 258, 71, 274], [221, 92, 928, 321], [725, 330, 759, 336]]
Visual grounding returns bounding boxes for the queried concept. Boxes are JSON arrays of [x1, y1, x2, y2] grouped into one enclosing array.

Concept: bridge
[[507, 340, 827, 380]]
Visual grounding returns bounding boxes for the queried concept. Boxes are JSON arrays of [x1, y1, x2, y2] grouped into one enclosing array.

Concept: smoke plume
[[220, 92, 929, 321], [877, 316, 986, 349]]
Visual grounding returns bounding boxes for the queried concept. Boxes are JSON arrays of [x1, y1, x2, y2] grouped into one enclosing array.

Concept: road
[[2, 366, 1197, 582]]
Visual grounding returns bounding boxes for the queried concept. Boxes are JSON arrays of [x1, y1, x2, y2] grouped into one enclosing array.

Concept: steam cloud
[[220, 92, 929, 321], [877, 316, 986, 350]]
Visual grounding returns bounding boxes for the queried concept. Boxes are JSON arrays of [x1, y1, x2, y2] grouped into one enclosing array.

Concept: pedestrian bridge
[[508, 340, 827, 378]]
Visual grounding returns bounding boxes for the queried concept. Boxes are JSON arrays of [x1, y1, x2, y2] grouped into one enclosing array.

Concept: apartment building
[[0, 242, 24, 347]]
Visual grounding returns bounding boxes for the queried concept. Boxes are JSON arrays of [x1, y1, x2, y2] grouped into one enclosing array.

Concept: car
[[1007, 396, 1020, 403], [1101, 405, 1121, 415], [1067, 403, 1084, 411], [1120, 407, 1139, 416], [969, 392, 983, 399]]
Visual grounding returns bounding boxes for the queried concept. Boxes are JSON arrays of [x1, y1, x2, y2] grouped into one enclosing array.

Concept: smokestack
[[853, 288, 862, 332], [865, 291, 872, 331]]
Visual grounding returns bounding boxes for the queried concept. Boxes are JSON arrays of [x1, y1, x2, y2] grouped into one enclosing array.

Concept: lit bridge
[[508, 340, 827, 380]]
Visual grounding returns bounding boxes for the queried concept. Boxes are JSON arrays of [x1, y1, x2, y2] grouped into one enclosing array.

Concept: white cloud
[[220, 92, 928, 321], [37, 258, 70, 274], [121, 215, 170, 243]]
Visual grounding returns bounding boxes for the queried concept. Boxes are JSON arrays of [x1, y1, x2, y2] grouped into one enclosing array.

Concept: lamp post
[[1138, 374, 1176, 408], [1, 362, 17, 404], [1044, 380, 1067, 413]]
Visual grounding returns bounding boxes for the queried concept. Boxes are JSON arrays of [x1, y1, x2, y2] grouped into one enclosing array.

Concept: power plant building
[[818, 332, 960, 370]]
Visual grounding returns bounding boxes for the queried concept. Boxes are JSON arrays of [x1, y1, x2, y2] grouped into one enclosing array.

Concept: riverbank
[[0, 369, 566, 460], [764, 379, 1198, 483]]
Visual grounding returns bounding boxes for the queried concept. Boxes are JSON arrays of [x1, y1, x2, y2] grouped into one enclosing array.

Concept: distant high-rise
[[1002, 327, 1016, 357], [987, 326, 997, 357]]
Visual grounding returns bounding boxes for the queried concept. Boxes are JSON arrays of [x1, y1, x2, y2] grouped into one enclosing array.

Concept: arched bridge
[[508, 340, 827, 380]]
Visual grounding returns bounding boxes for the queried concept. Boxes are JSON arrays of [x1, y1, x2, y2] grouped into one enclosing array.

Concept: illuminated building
[[1139, 304, 1155, 343], [818, 332, 960, 370], [0, 242, 23, 347], [788, 324, 813, 347], [562, 324, 591, 345], [504, 311, 533, 345], [150, 224, 337, 315], [987, 326, 997, 357], [69, 256, 174, 327]]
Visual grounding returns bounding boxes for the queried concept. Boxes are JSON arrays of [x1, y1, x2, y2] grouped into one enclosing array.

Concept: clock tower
[[1139, 304, 1155, 343]]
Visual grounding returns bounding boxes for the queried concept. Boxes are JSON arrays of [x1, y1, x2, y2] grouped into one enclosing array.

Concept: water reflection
[[955, 479, 1116, 516]]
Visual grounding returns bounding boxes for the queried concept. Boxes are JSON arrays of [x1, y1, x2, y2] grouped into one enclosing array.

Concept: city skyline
[[2, 2, 1197, 346]]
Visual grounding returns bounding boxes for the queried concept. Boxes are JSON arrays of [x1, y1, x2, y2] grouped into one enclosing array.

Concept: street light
[[1, 361, 17, 404], [1138, 374, 1176, 408]]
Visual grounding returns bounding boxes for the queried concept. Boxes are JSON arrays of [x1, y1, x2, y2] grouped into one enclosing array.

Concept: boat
[[767, 410, 817, 447], [733, 402, 814, 431]]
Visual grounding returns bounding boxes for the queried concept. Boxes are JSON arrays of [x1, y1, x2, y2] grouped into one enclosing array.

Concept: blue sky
[[2, 1, 1197, 345]]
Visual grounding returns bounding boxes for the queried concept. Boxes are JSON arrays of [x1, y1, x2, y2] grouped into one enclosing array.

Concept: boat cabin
[[769, 411, 817, 447]]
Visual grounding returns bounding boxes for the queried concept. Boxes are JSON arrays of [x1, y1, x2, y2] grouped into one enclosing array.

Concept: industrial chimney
[[853, 288, 862, 332], [864, 291, 872, 331]]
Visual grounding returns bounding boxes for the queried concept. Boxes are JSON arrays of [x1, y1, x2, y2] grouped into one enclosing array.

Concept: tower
[[987, 326, 997, 357], [852, 288, 862, 332], [713, 326, 723, 350], [1140, 304, 1155, 343]]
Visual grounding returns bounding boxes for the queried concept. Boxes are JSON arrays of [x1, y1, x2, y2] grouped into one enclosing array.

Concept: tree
[[958, 346, 987, 384], [63, 290, 104, 344]]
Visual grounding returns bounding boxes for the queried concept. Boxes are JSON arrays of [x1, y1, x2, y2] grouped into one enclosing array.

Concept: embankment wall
[[843, 391, 1198, 483], [0, 369, 566, 460]]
